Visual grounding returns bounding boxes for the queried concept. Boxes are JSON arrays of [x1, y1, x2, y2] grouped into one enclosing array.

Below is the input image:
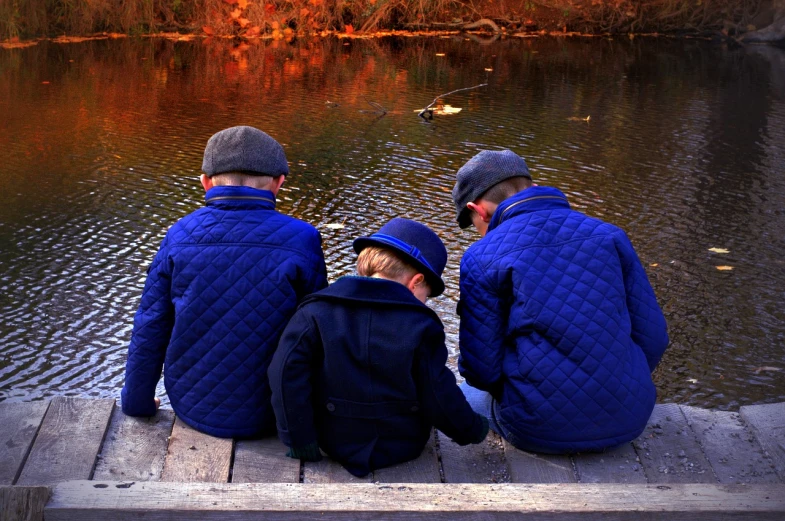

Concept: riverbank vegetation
[[0, 0, 782, 42]]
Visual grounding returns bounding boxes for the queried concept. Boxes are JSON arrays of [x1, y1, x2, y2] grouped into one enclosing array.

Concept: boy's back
[[269, 219, 487, 477], [122, 127, 327, 438], [453, 150, 668, 453]]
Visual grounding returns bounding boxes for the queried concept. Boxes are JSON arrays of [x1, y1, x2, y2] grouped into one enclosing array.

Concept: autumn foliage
[[0, 0, 765, 40]]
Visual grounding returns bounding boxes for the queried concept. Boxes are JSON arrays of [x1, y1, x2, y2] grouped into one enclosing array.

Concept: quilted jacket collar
[[305, 276, 437, 316], [488, 186, 570, 232], [204, 186, 277, 210]]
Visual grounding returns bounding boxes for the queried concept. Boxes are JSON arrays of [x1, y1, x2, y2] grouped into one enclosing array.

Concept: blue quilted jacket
[[121, 185, 328, 438], [458, 186, 668, 452]]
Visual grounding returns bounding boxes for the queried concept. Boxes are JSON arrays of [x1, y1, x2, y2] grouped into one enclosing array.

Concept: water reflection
[[1, 36, 783, 409]]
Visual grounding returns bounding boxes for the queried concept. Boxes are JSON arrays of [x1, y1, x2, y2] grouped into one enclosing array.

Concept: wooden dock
[[1, 398, 784, 519]]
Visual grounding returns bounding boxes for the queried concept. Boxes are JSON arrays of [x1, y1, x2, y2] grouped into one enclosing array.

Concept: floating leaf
[[345, 24, 354, 34], [230, 8, 242, 18], [237, 17, 251, 27], [414, 104, 462, 115], [649, 263, 658, 267], [324, 223, 345, 230], [237, 0, 248, 7], [754, 366, 782, 374], [300, 7, 310, 16], [484, 67, 493, 71], [202, 25, 215, 35], [708, 247, 730, 254], [687, 378, 698, 384], [265, 3, 277, 14], [271, 20, 280, 29], [715, 266, 734, 271], [435, 53, 446, 56], [245, 26, 261, 37]]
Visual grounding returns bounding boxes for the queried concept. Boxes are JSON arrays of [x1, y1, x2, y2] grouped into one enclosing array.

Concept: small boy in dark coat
[[268, 218, 489, 477]]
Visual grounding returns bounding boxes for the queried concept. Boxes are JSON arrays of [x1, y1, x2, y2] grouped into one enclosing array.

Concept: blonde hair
[[357, 246, 418, 282], [210, 172, 278, 190]]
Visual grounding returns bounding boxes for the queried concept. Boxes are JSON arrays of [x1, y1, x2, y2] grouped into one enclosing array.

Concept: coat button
[[326, 403, 336, 412], [410, 405, 419, 412]]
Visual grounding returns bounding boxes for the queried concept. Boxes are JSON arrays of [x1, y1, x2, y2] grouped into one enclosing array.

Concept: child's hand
[[286, 443, 322, 462], [154, 397, 161, 409], [471, 415, 490, 444]]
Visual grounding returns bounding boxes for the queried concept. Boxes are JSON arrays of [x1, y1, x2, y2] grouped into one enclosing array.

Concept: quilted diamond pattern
[[458, 186, 668, 452], [121, 186, 328, 438]]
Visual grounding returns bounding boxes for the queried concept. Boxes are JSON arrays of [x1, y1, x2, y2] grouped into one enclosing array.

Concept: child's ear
[[200, 174, 213, 192], [270, 175, 286, 195], [467, 201, 492, 223], [407, 273, 426, 290]]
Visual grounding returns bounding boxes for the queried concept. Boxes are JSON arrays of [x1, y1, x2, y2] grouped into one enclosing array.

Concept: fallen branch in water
[[418, 83, 488, 119], [359, 96, 387, 116], [463, 18, 501, 33]]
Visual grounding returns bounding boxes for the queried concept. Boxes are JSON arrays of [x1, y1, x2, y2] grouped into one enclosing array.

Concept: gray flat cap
[[202, 126, 289, 177], [452, 149, 531, 228]]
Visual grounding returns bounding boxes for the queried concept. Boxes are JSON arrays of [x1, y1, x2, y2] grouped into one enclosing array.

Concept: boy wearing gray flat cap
[[121, 126, 328, 439], [453, 149, 669, 454]]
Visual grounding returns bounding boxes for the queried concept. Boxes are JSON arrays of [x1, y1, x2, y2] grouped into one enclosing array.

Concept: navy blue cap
[[353, 218, 447, 297], [202, 126, 289, 177], [452, 149, 531, 228]]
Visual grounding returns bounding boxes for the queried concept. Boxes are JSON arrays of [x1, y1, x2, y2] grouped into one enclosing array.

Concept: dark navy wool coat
[[269, 276, 486, 477], [121, 185, 327, 438], [459, 186, 669, 453]]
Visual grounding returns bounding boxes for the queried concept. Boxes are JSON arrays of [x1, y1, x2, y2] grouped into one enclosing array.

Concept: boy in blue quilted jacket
[[268, 218, 488, 477], [452, 149, 669, 453], [121, 126, 328, 438]]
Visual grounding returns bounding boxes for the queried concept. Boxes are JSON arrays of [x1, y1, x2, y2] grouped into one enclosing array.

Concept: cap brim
[[353, 237, 445, 297], [457, 208, 474, 229]]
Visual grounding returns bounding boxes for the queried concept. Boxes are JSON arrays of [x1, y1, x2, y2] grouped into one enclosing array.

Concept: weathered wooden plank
[[0, 486, 50, 521], [633, 403, 716, 483], [92, 408, 175, 482], [303, 455, 373, 484], [682, 405, 780, 484], [16, 397, 114, 486], [46, 481, 785, 520], [573, 442, 647, 484], [439, 430, 508, 483], [0, 401, 50, 485], [373, 432, 441, 483], [231, 437, 300, 483], [160, 417, 232, 483], [503, 439, 576, 483], [740, 402, 785, 482]]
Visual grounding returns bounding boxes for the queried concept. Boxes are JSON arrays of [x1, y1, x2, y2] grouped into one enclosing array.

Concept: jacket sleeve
[[615, 231, 669, 372], [268, 308, 320, 449], [121, 237, 174, 417], [457, 250, 506, 396], [416, 324, 486, 445], [296, 229, 328, 300]]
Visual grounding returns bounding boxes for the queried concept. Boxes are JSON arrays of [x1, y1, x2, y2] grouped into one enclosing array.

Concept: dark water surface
[[1, 36, 784, 409]]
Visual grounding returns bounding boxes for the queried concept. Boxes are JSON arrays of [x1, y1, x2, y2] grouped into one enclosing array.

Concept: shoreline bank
[[2, 0, 782, 45]]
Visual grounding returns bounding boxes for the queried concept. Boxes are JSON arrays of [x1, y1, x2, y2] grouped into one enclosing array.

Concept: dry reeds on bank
[[547, 0, 764, 34], [0, 0, 765, 40]]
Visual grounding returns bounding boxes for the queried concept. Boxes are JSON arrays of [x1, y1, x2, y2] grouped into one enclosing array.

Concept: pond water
[[1, 36, 784, 410]]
